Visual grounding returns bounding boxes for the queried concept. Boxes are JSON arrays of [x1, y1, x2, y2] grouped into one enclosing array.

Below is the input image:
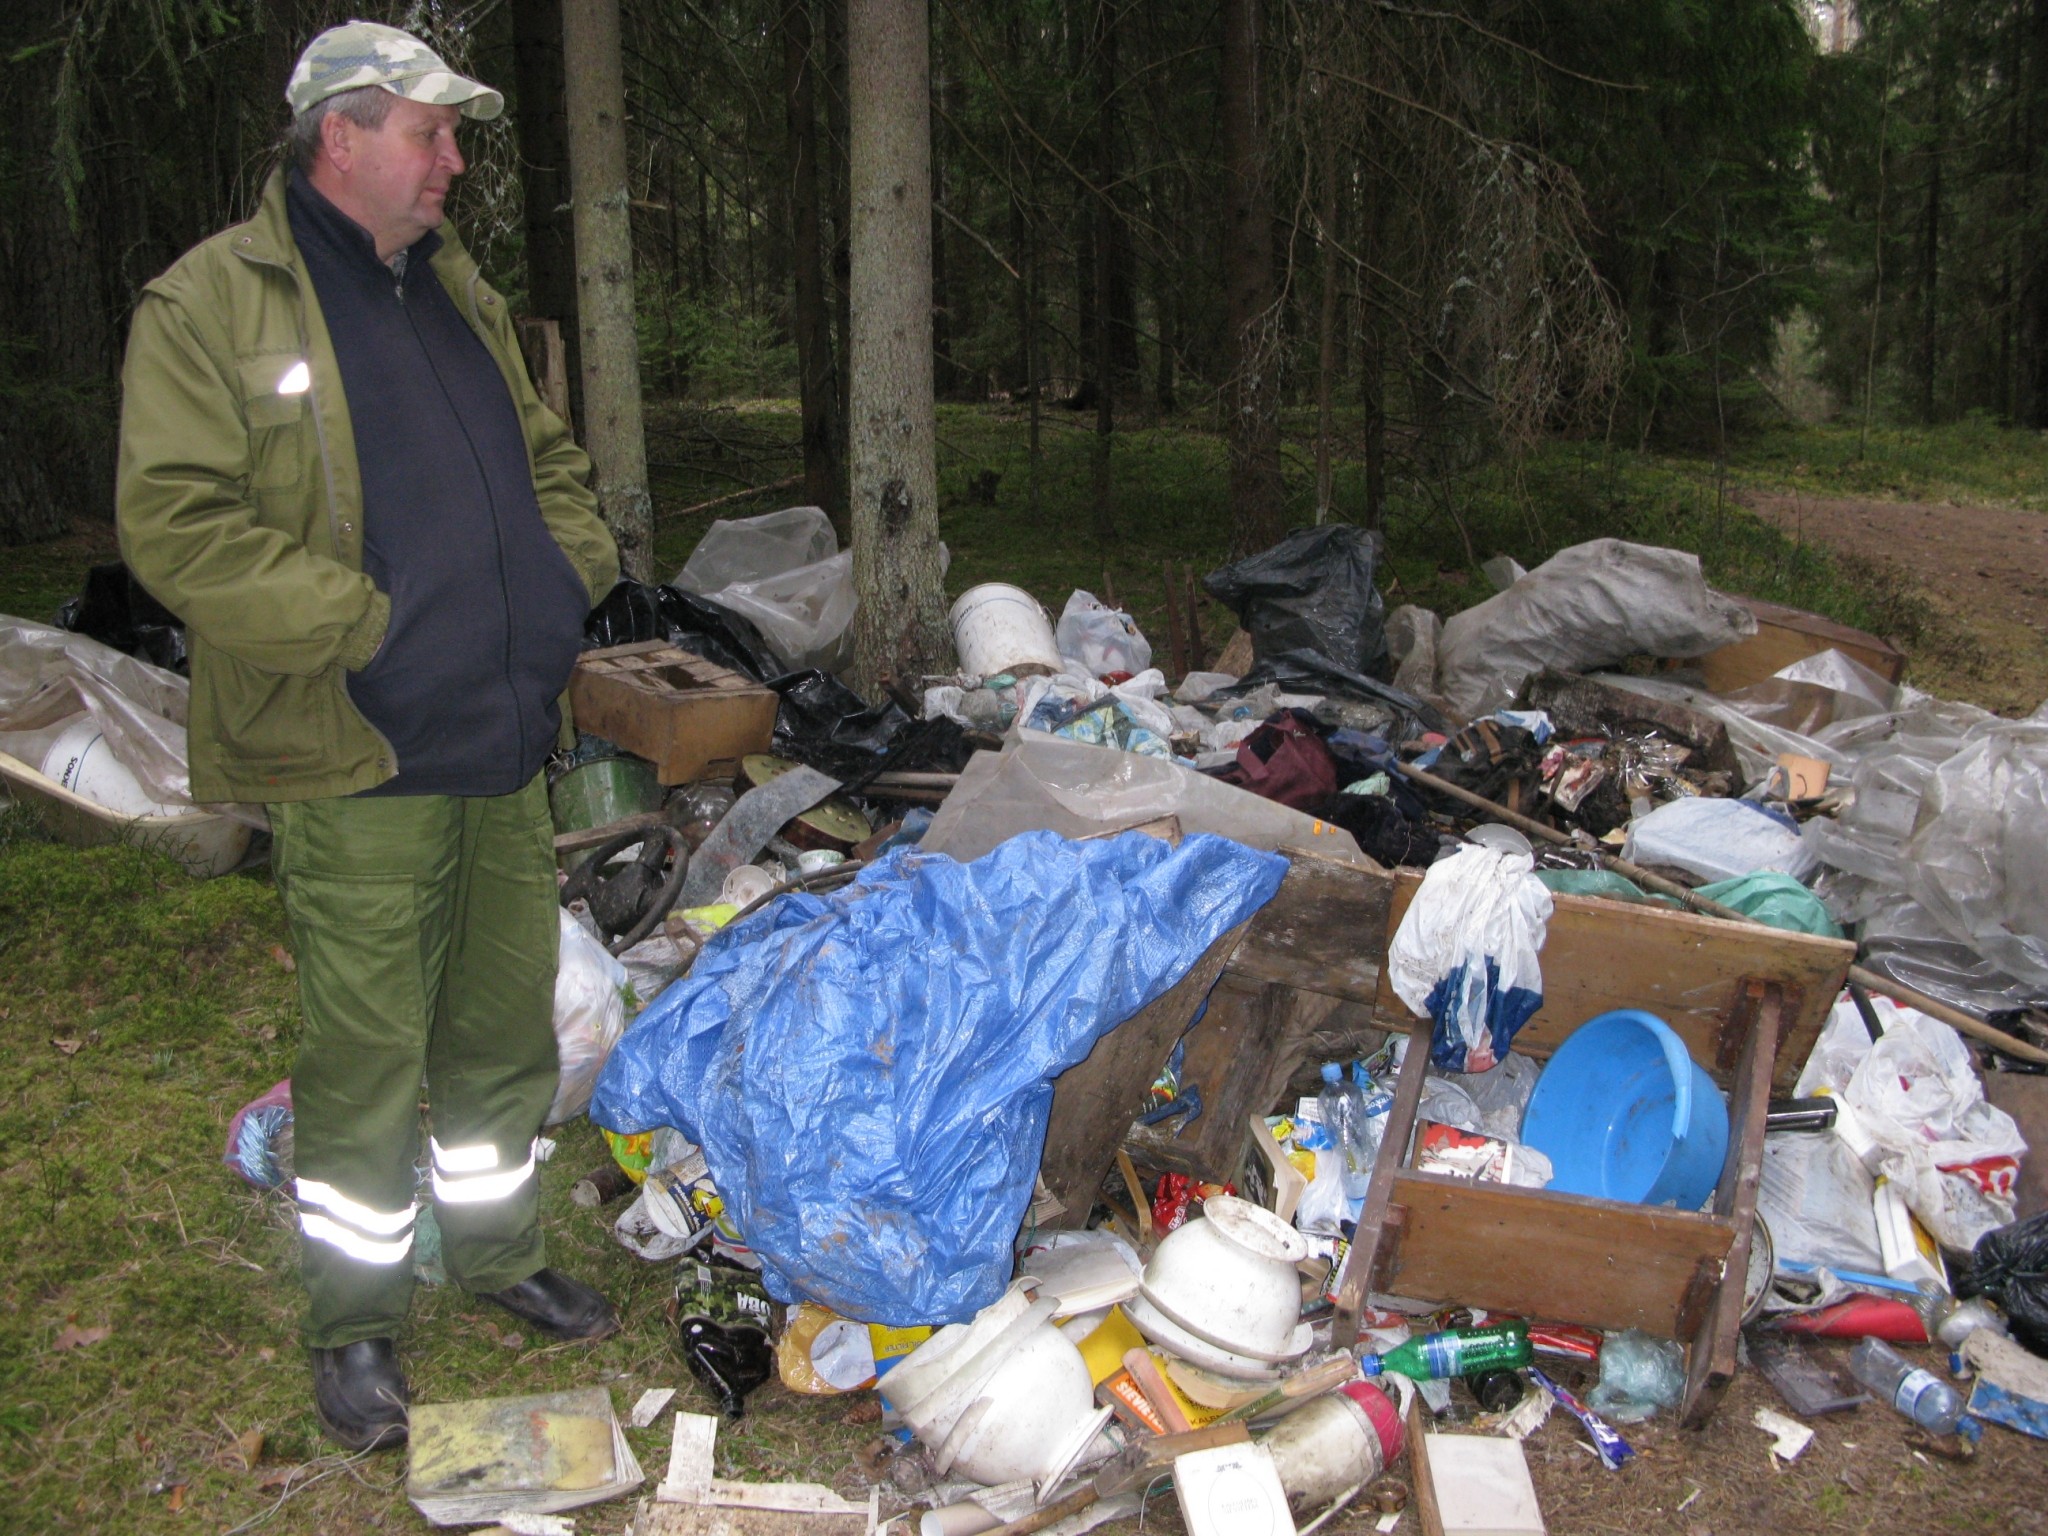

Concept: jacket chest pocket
[[236, 355, 309, 493]]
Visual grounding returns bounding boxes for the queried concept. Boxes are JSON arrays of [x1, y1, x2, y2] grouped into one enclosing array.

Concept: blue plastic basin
[[1519, 1008, 1729, 1209]]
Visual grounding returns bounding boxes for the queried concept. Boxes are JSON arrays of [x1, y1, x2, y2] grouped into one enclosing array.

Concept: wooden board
[[1681, 982, 1781, 1427], [1038, 919, 1250, 1227], [1124, 980, 1341, 1182], [569, 641, 778, 785], [1225, 847, 1395, 1004], [1372, 873, 1853, 1092], [1381, 1172, 1734, 1336], [1694, 597, 1906, 693]]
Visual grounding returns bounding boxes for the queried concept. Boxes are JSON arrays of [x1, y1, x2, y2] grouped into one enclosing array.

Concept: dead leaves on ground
[[51, 1321, 112, 1352]]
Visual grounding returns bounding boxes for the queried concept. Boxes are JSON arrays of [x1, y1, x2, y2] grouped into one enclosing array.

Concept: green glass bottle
[[1360, 1322, 1532, 1380]]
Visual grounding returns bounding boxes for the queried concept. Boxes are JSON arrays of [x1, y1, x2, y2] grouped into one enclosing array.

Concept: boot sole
[[314, 1402, 408, 1454]]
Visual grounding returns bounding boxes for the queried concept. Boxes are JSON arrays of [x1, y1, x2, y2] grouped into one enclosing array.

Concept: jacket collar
[[233, 165, 481, 298]]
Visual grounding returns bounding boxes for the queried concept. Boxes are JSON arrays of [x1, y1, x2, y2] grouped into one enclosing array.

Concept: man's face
[[319, 94, 465, 259]]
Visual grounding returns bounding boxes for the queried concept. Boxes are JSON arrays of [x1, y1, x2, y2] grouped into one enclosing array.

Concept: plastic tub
[[41, 718, 185, 818], [949, 584, 1061, 677], [1520, 1008, 1730, 1209]]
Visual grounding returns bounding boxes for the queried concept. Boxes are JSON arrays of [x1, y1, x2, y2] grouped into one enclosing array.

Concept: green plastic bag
[[1695, 872, 1843, 938]]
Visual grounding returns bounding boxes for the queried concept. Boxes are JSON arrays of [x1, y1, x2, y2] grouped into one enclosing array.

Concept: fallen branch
[[657, 473, 803, 525]]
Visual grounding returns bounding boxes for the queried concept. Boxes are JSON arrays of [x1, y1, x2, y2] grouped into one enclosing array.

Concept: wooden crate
[[1693, 597, 1906, 693], [1038, 849, 1856, 1426], [568, 641, 778, 785]]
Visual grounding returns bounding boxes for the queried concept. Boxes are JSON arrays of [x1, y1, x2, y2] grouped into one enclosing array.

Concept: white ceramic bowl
[[1126, 1195, 1310, 1372]]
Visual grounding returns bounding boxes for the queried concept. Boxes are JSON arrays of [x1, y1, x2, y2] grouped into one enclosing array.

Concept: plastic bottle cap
[[1322, 1063, 1342, 1084]]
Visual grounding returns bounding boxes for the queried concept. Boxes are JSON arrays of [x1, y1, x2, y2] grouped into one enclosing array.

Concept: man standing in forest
[[115, 23, 621, 1452]]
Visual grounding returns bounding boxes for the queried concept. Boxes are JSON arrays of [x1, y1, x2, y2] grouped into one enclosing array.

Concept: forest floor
[[1, 413, 2045, 1534]]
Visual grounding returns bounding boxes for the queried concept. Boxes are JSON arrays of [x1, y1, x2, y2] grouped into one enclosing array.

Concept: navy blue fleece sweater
[[287, 173, 588, 796]]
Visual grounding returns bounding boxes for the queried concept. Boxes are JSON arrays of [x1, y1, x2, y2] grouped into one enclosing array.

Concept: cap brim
[[378, 74, 504, 122]]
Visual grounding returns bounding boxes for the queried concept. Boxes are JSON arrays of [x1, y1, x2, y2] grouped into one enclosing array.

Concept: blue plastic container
[[1519, 1009, 1729, 1209]]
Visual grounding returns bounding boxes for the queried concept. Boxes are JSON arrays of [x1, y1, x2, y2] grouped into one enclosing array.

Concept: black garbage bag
[[1204, 525, 1390, 679], [583, 579, 781, 681], [1302, 791, 1442, 869], [1961, 1211, 2048, 1356], [769, 668, 913, 779], [55, 562, 189, 674], [1215, 648, 1446, 742]]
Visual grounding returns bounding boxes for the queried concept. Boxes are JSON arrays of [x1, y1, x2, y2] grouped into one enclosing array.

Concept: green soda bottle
[[1359, 1322, 1532, 1380]]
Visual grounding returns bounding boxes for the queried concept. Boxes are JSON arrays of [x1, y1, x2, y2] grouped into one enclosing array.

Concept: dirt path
[[1738, 489, 2048, 714]]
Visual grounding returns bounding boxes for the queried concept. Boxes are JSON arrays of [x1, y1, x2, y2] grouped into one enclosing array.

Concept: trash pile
[[52, 503, 2048, 1528]]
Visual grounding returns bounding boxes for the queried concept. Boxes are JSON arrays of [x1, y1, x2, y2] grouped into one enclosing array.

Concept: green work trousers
[[268, 774, 561, 1348]]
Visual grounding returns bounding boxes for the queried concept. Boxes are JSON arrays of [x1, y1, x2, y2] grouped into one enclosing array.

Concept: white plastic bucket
[[948, 584, 1061, 678], [41, 719, 186, 819]]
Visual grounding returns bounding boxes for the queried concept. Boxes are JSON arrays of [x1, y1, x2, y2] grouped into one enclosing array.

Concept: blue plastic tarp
[[590, 830, 1287, 1325]]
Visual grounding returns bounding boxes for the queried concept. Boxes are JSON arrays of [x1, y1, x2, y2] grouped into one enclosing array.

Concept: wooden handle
[[980, 1486, 1099, 1536]]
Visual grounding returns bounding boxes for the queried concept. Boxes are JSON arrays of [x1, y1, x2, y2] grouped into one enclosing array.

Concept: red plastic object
[[1529, 1323, 1604, 1361], [1770, 1296, 1928, 1344]]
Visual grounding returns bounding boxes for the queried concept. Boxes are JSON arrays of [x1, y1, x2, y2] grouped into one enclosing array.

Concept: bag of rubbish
[[1758, 1132, 1885, 1274], [1622, 796, 1816, 884], [1841, 1010, 2027, 1251], [1387, 844, 1553, 1072], [1587, 1329, 1687, 1423], [769, 668, 911, 777], [1386, 605, 1441, 697], [1055, 590, 1152, 677], [1215, 649, 1444, 740], [1434, 540, 1756, 719], [549, 908, 630, 1125], [590, 830, 1287, 1325], [223, 1079, 294, 1190], [55, 561, 188, 674], [1960, 1212, 2048, 1356], [1204, 525, 1389, 678], [672, 506, 855, 674], [582, 579, 782, 681]]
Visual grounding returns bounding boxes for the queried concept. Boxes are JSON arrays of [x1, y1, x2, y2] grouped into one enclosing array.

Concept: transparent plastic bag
[[1757, 1131, 1884, 1273], [1587, 1329, 1687, 1422], [1623, 796, 1815, 884], [1054, 590, 1152, 677], [549, 907, 629, 1125], [672, 506, 856, 674]]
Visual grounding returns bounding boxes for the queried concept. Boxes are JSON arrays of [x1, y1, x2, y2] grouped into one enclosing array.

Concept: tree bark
[[848, 0, 952, 692], [783, 0, 844, 526], [512, 0, 581, 433], [1091, 0, 1117, 548], [2016, 0, 2048, 426], [1220, 0, 1285, 553], [563, 0, 654, 578], [1314, 127, 1338, 524]]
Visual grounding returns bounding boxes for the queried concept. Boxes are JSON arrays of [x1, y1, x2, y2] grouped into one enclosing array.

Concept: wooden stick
[[1162, 560, 1188, 681], [1395, 763, 2048, 1068], [657, 473, 803, 524]]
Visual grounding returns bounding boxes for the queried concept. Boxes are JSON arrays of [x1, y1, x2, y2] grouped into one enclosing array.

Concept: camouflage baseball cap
[[286, 20, 503, 121]]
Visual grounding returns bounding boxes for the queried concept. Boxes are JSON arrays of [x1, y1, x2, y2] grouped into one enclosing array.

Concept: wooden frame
[[1037, 847, 1854, 1425]]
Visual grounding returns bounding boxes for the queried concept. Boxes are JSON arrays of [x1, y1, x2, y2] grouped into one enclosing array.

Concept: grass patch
[[1695, 416, 2048, 512]]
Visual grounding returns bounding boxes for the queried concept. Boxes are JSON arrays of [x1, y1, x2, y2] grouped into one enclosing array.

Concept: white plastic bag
[[1387, 844, 1553, 1073], [1622, 796, 1816, 884], [1054, 590, 1152, 677], [1434, 539, 1755, 718], [549, 907, 629, 1124], [1840, 1011, 2027, 1250]]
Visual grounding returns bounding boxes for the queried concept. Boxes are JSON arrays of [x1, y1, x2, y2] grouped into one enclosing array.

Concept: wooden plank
[[1124, 981, 1341, 1181], [1038, 920, 1249, 1228], [1227, 848, 1395, 1005], [1373, 873, 1852, 1093], [1380, 1171, 1735, 1336], [1333, 1016, 1434, 1346], [1682, 982, 1782, 1428], [1695, 597, 1906, 693]]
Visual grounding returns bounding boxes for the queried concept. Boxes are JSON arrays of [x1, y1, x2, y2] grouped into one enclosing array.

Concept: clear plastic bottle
[[1318, 1063, 1375, 1198], [1847, 1337, 1964, 1434]]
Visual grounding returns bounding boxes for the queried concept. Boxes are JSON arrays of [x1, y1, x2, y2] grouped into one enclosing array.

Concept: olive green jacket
[[116, 168, 618, 805]]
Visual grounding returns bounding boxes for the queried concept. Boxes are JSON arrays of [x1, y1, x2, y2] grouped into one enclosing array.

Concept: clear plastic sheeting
[[1758, 1132, 1884, 1275], [672, 506, 856, 674], [919, 730, 1369, 865], [1622, 796, 1816, 884], [0, 615, 210, 812], [588, 830, 1288, 1325], [1433, 540, 1755, 719]]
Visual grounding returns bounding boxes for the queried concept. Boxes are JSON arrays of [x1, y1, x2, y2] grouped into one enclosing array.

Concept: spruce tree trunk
[[848, 0, 953, 693], [1220, 0, 1285, 553], [1314, 130, 1339, 525], [512, 0, 581, 433], [783, 0, 843, 526], [563, 0, 654, 579]]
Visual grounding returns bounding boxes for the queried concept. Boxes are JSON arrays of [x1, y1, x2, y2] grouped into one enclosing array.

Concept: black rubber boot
[[476, 1268, 620, 1341], [309, 1338, 409, 1452]]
